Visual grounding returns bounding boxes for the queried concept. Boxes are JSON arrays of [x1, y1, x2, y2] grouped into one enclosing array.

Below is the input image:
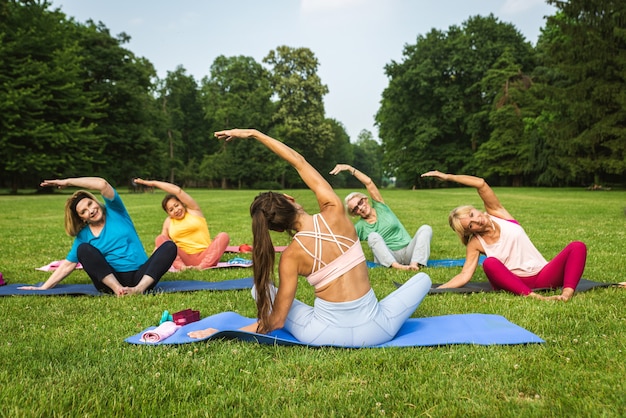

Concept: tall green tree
[[75, 20, 166, 186], [0, 0, 103, 193], [376, 15, 534, 187], [200, 55, 275, 188], [320, 119, 354, 187], [351, 130, 383, 187], [263, 46, 333, 188], [539, 0, 626, 186], [157, 66, 208, 186], [473, 49, 535, 185]]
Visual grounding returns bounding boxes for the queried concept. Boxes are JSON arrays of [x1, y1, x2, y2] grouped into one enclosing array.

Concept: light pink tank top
[[293, 214, 365, 290], [476, 215, 547, 277]]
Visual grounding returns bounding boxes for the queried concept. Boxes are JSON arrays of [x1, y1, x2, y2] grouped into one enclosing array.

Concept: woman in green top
[[330, 164, 432, 271]]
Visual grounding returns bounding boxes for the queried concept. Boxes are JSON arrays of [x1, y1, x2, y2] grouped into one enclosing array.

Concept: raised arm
[[330, 164, 383, 203], [40, 177, 114, 200], [133, 178, 201, 212], [421, 171, 512, 219], [215, 129, 339, 210]]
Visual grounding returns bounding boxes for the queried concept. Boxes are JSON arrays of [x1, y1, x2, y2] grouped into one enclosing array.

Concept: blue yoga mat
[[125, 311, 544, 347], [0, 278, 253, 296], [367, 256, 486, 269]]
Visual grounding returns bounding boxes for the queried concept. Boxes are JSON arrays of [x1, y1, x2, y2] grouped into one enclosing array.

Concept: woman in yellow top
[[133, 178, 230, 271]]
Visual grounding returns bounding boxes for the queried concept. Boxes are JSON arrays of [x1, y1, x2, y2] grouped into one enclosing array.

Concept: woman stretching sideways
[[132, 178, 230, 271], [19, 177, 177, 295], [189, 129, 431, 346], [330, 163, 432, 271], [421, 171, 587, 301]]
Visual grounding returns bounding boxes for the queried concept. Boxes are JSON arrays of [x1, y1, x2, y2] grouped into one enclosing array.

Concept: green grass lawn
[[0, 187, 624, 417]]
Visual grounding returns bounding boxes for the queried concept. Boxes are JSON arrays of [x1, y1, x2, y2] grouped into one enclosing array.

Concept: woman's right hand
[[214, 129, 256, 142], [40, 179, 68, 189], [421, 170, 448, 180]]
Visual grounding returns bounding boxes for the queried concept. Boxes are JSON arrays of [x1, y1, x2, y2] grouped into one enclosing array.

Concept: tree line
[[1, 0, 624, 193]]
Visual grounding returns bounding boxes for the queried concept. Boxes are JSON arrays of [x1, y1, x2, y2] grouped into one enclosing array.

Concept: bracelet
[[351, 168, 356, 175]]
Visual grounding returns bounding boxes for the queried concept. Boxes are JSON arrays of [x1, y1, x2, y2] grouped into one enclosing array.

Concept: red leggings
[[156, 232, 230, 269], [483, 241, 587, 295]]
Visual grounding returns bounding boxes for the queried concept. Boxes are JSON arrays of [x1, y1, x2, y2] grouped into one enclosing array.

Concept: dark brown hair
[[161, 194, 180, 212], [249, 192, 298, 333]]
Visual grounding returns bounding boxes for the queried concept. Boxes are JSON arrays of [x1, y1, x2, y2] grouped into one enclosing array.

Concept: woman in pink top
[[421, 171, 587, 301], [132, 178, 229, 270], [189, 129, 431, 346]]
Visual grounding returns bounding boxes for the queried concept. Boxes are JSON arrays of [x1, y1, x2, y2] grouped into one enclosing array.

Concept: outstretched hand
[[329, 164, 351, 175], [17, 285, 46, 291], [214, 129, 255, 142], [421, 170, 448, 181], [40, 179, 68, 189]]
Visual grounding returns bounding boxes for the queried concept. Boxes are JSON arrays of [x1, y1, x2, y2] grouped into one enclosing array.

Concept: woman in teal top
[[330, 164, 432, 271], [19, 177, 177, 295]]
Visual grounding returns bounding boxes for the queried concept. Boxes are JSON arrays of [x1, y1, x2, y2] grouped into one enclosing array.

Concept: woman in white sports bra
[[421, 170, 587, 301], [189, 129, 431, 347]]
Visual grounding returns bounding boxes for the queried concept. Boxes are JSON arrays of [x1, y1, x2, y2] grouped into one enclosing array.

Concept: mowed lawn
[[0, 186, 624, 417]]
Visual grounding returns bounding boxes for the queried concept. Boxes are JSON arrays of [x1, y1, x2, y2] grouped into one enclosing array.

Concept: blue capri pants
[[255, 272, 431, 347]]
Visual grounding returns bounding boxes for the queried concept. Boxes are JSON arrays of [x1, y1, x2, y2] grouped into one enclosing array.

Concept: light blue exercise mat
[[125, 311, 545, 348]]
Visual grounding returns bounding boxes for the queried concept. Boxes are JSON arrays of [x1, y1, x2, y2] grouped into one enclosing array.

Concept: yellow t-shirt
[[169, 212, 212, 254]]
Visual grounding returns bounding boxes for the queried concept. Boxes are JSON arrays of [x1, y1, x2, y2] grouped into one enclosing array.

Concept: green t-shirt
[[354, 200, 411, 250]]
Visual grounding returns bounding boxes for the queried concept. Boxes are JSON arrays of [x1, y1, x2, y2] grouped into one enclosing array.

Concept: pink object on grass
[[140, 321, 180, 343]]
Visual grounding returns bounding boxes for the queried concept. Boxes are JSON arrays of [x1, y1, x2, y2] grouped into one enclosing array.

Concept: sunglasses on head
[[350, 197, 366, 215]]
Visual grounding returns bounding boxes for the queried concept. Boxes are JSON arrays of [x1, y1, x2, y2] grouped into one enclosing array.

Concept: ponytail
[[249, 192, 297, 334]]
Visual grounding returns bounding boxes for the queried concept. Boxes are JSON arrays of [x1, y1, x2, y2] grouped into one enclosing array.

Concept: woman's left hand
[[329, 164, 351, 175]]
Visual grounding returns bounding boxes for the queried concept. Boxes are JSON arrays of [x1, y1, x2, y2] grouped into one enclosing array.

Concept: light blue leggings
[[254, 272, 431, 347]]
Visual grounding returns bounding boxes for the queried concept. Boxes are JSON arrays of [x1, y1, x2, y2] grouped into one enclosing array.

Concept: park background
[[1, 0, 625, 194], [1, 1, 625, 416]]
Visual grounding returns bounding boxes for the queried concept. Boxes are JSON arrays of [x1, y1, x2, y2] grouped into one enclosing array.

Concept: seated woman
[[133, 178, 230, 271], [421, 170, 587, 301], [189, 129, 431, 346], [19, 177, 177, 296], [330, 164, 432, 270]]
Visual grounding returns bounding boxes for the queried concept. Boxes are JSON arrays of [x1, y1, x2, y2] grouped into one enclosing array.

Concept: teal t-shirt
[[66, 190, 148, 272], [354, 201, 411, 250]]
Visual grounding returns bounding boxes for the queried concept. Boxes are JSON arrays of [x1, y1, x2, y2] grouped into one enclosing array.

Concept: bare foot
[[188, 328, 218, 339], [408, 263, 421, 271], [526, 292, 550, 301], [618, 282, 626, 288], [123, 286, 145, 296], [390, 262, 419, 271], [547, 287, 575, 302]]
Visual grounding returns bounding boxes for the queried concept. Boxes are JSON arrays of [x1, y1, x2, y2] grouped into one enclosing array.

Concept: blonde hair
[[448, 205, 476, 246], [344, 192, 367, 216], [64, 191, 104, 236]]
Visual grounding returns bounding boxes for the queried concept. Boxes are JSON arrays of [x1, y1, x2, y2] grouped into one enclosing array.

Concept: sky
[[49, 0, 556, 141]]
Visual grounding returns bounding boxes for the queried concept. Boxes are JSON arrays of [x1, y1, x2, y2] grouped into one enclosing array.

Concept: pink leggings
[[156, 232, 230, 269], [483, 241, 587, 295]]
